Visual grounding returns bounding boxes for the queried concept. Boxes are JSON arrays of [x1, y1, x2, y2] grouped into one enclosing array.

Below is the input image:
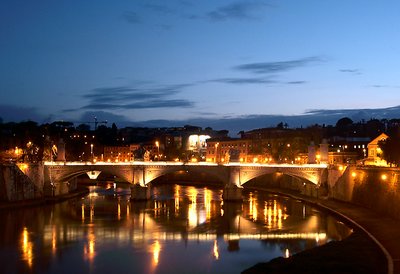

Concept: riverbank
[[0, 187, 89, 210], [243, 230, 386, 274], [242, 187, 395, 274]]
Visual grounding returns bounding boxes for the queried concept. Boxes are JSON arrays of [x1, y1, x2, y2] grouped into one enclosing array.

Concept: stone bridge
[[41, 161, 328, 200]]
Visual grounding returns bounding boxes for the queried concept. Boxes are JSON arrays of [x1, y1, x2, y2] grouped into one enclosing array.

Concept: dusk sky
[[2, 0, 400, 130]]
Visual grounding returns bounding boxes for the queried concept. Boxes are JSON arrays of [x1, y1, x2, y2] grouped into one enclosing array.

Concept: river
[[0, 183, 352, 274]]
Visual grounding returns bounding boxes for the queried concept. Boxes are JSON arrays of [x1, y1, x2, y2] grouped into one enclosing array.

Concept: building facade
[[363, 133, 388, 166]]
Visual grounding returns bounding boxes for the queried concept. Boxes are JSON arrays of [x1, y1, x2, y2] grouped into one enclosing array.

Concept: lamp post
[[90, 144, 94, 162], [155, 141, 160, 160], [80, 152, 85, 162], [215, 143, 219, 163]]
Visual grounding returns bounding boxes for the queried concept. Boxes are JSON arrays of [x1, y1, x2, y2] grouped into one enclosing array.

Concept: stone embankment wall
[[0, 163, 42, 201], [329, 166, 400, 219]]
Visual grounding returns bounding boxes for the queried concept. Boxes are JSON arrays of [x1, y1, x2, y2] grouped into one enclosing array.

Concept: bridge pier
[[130, 184, 151, 201], [223, 167, 243, 201], [223, 185, 243, 201]]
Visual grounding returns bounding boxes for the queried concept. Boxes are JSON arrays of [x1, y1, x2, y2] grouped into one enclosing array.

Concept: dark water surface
[[0, 183, 351, 274]]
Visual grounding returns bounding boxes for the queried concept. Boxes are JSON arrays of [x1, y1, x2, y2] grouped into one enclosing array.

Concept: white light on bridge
[[86, 171, 102, 180]]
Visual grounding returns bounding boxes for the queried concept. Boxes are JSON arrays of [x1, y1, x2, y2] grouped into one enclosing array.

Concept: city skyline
[[2, 0, 400, 132]]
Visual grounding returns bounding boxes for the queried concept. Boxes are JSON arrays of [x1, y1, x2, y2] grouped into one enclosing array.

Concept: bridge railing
[[44, 161, 328, 168]]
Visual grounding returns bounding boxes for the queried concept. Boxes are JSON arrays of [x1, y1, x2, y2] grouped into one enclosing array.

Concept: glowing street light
[[214, 143, 219, 163], [155, 141, 160, 160], [15, 146, 21, 156], [90, 144, 94, 162]]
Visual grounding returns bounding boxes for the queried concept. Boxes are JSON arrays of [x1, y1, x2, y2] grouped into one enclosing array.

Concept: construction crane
[[78, 117, 108, 130]]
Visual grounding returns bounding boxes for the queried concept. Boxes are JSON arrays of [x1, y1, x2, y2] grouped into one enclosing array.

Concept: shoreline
[[242, 187, 389, 274], [242, 229, 386, 274], [0, 187, 89, 210]]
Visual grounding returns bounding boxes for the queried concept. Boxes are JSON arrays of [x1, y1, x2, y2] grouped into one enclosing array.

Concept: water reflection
[[21, 227, 33, 268], [151, 240, 161, 266], [83, 226, 96, 263], [213, 239, 219, 260], [0, 184, 352, 274]]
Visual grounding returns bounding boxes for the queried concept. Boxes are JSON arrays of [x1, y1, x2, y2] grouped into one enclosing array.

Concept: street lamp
[[155, 141, 160, 160], [215, 143, 219, 163], [90, 144, 94, 162], [80, 152, 85, 162]]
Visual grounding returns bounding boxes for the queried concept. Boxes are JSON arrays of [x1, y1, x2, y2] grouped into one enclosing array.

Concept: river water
[[0, 183, 351, 274]]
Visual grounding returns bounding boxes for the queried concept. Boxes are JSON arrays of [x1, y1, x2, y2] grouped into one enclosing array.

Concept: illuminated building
[[206, 138, 254, 163], [363, 133, 389, 166], [103, 145, 139, 162], [187, 134, 211, 154]]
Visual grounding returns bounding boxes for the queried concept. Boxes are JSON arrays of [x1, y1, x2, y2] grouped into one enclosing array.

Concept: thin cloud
[[235, 56, 323, 74], [211, 77, 276, 84], [305, 109, 353, 116], [142, 2, 198, 21], [123, 11, 142, 24], [143, 3, 175, 15], [286, 81, 307, 85], [80, 100, 193, 110], [156, 24, 173, 31], [178, 1, 194, 7], [369, 84, 400, 89], [371, 85, 386, 88], [191, 111, 220, 116], [83, 85, 188, 103], [0, 105, 44, 122], [64, 84, 194, 112], [125, 2, 272, 26], [207, 1, 272, 21], [339, 69, 358, 73], [339, 69, 361, 75]]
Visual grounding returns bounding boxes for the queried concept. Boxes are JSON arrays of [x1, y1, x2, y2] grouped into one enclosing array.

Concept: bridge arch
[[141, 165, 229, 186], [46, 165, 134, 185], [241, 171, 316, 187], [237, 166, 324, 186]]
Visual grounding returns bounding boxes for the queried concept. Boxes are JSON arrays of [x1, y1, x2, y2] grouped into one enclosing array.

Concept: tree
[[365, 119, 385, 137], [335, 117, 353, 137], [379, 130, 400, 166], [336, 117, 353, 128]]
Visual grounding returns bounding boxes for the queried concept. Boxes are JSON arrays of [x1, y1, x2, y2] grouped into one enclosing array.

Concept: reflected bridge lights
[[84, 227, 96, 263], [174, 185, 180, 213], [52, 226, 57, 255], [188, 187, 198, 228], [149, 240, 162, 268], [213, 240, 219, 260], [284, 248, 290, 258], [21, 227, 33, 268]]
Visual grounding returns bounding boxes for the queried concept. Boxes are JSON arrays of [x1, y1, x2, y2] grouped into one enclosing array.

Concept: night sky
[[2, 0, 400, 131]]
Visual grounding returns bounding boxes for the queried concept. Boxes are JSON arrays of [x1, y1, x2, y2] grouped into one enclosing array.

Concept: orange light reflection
[[21, 227, 33, 268]]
